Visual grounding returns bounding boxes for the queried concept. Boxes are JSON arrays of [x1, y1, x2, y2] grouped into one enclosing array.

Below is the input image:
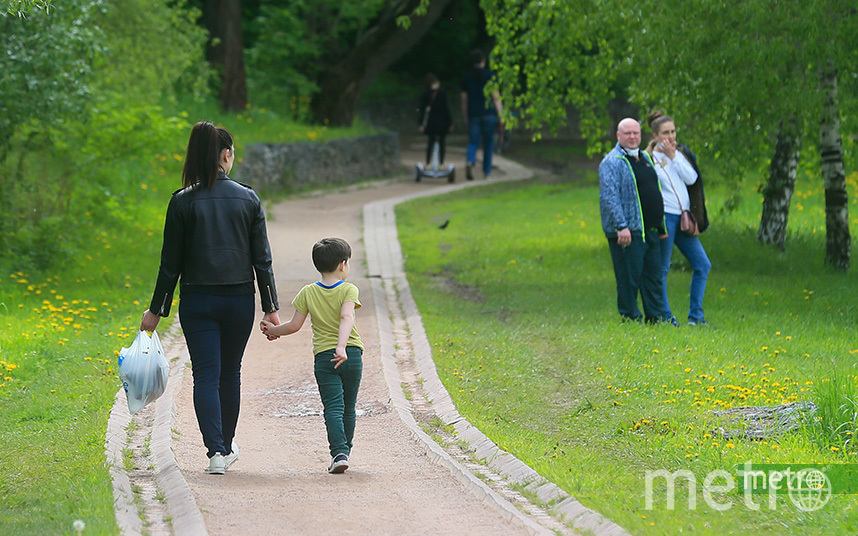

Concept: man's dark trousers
[[608, 229, 669, 323]]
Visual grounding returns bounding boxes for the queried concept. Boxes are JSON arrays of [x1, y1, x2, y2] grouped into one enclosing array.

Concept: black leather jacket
[[148, 173, 279, 317]]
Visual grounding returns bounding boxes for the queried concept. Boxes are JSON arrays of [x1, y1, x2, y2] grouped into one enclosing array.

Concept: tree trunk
[[311, 0, 456, 126], [819, 61, 850, 271], [758, 117, 801, 250], [204, 0, 247, 112]]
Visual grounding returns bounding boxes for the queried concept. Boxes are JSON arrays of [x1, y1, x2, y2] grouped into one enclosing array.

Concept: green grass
[[0, 107, 374, 535], [396, 170, 858, 535]]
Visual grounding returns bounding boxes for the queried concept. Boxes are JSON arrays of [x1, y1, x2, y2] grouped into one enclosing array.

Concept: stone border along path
[[107, 147, 629, 536]]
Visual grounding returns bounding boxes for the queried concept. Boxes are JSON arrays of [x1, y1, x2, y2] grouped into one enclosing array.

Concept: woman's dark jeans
[[179, 292, 254, 458]]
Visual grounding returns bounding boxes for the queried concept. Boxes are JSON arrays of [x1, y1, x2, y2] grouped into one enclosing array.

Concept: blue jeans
[[467, 115, 498, 176], [607, 230, 670, 323], [314, 347, 363, 457], [661, 212, 711, 323], [179, 292, 254, 458]]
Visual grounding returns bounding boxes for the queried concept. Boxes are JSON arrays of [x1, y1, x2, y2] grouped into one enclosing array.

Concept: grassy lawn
[[0, 109, 375, 535], [395, 165, 858, 534]]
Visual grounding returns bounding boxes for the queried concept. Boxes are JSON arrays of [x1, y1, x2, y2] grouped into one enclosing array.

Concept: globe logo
[[787, 468, 831, 512]]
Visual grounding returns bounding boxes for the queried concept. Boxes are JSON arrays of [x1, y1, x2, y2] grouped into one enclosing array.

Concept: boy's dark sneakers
[[465, 163, 474, 181], [328, 453, 349, 474]]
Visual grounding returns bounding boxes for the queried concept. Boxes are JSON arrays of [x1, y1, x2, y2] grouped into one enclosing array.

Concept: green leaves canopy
[[629, 0, 858, 174], [485, 0, 858, 169], [0, 0, 210, 269], [483, 0, 631, 154]]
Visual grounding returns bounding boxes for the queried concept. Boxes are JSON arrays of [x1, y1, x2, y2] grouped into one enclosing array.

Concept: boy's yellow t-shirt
[[292, 281, 364, 355]]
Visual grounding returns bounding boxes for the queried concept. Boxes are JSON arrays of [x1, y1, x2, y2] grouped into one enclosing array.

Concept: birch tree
[[630, 0, 856, 267], [819, 61, 850, 270]]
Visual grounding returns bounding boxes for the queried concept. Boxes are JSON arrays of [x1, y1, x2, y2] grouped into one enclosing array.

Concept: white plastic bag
[[118, 330, 169, 415]]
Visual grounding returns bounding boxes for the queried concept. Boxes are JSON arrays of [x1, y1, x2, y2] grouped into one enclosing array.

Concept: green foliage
[[1, 0, 51, 16], [397, 174, 858, 533], [245, 2, 323, 121], [94, 0, 211, 104], [0, 0, 211, 273], [483, 0, 631, 154], [245, 0, 448, 121], [0, 0, 105, 157], [387, 0, 482, 85], [629, 0, 858, 179], [483, 0, 858, 174]]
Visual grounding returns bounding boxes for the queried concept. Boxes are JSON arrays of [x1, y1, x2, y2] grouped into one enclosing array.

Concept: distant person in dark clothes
[[418, 73, 453, 165], [460, 49, 503, 180]]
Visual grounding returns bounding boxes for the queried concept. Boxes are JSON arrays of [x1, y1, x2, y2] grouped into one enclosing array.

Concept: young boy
[[260, 237, 364, 474]]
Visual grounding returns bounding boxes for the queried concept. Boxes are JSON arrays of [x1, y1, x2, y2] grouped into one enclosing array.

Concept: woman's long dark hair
[[182, 120, 234, 189]]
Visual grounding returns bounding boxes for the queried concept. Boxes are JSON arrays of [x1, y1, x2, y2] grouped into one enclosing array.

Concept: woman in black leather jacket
[[141, 121, 281, 475]]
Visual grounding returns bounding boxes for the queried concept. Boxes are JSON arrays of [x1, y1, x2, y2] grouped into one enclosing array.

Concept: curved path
[[107, 144, 628, 536]]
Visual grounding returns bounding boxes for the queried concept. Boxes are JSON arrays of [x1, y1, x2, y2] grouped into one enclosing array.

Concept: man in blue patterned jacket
[[599, 118, 676, 325]]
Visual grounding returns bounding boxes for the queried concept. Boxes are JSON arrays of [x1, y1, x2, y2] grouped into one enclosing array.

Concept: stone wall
[[234, 132, 401, 192]]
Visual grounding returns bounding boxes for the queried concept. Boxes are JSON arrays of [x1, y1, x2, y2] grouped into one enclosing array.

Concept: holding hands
[[259, 319, 278, 340], [260, 310, 282, 340], [259, 309, 306, 341]]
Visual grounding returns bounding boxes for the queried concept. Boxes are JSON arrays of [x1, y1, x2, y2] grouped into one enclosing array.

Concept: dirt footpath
[[167, 146, 534, 535]]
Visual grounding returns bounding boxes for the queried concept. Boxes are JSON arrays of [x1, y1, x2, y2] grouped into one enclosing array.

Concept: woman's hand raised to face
[[659, 137, 677, 159]]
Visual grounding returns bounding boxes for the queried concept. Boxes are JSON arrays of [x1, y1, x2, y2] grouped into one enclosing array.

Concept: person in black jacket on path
[[418, 73, 453, 166], [141, 120, 281, 475]]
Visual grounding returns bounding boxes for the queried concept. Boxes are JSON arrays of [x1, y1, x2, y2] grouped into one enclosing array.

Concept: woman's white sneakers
[[223, 441, 239, 471], [205, 453, 226, 475], [205, 441, 239, 475]]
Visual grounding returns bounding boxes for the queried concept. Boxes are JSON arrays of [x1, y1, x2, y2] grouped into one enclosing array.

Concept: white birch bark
[[758, 117, 801, 250], [819, 61, 851, 271]]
